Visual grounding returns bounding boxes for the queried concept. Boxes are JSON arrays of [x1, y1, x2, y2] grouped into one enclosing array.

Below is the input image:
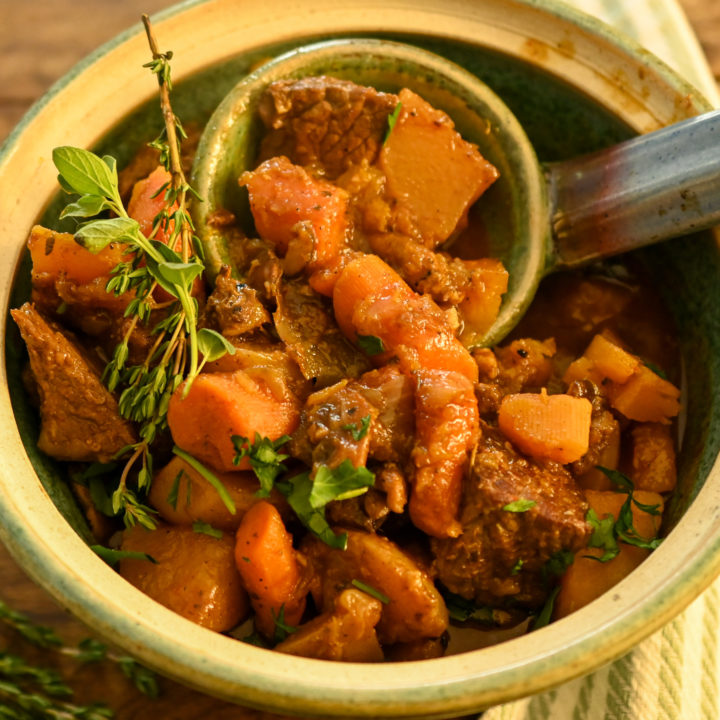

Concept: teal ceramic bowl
[[1, 1, 719, 717]]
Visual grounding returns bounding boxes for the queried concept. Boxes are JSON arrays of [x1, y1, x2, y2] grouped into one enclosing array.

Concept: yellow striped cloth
[[483, 580, 720, 719], [484, 2, 718, 718]]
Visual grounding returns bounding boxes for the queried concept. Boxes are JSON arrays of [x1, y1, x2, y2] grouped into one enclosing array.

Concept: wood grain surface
[[1, 1, 718, 718]]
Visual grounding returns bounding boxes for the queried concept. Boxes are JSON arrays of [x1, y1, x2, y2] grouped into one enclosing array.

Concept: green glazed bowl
[[1, 1, 719, 717]]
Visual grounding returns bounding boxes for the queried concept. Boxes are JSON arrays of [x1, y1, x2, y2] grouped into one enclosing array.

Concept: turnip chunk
[[498, 390, 592, 464], [379, 88, 499, 247]]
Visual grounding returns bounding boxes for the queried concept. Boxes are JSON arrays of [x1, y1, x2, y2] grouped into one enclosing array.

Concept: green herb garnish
[[357, 334, 385, 356], [383, 101, 403, 144], [585, 467, 663, 562], [232, 433, 291, 497], [351, 580, 390, 604], [192, 521, 224, 539], [342, 414, 372, 441], [502, 499, 537, 513], [172, 447, 236, 515], [0, 596, 159, 713], [91, 545, 157, 568], [531, 586, 560, 630]]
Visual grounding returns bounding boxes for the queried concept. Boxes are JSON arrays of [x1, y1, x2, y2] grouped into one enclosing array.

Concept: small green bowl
[[0, 1, 719, 717]]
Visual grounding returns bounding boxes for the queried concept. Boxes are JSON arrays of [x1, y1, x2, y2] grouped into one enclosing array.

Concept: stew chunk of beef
[[432, 423, 590, 607], [258, 76, 398, 179], [11, 303, 136, 462]]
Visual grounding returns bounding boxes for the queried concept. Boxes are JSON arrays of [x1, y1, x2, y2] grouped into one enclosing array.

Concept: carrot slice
[[241, 156, 348, 268], [234, 500, 307, 638], [409, 368, 479, 538], [332, 253, 478, 382], [167, 370, 300, 473]]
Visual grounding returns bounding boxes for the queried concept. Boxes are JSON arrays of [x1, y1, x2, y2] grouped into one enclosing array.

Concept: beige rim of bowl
[[0, 1, 718, 717]]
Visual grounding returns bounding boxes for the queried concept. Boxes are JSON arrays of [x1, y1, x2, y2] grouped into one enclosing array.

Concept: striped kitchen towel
[[483, 574, 720, 720]]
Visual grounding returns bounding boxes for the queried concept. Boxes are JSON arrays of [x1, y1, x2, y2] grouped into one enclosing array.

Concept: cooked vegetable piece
[[149, 456, 289, 530], [127, 165, 176, 244], [458, 258, 509, 345], [410, 368, 480, 538], [378, 88, 499, 247], [607, 364, 681, 423], [553, 489, 664, 618], [498, 390, 593, 464], [28, 224, 127, 286], [563, 332, 680, 423], [241, 155, 348, 272], [119, 523, 249, 632], [332, 253, 478, 381], [167, 369, 300, 472], [11, 303, 136, 462], [432, 423, 590, 607], [274, 278, 371, 388], [303, 529, 448, 645], [628, 422, 677, 493], [234, 501, 307, 638], [275, 588, 384, 662]]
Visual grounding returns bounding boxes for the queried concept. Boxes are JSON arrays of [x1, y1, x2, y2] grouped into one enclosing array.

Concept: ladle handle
[[547, 110, 720, 269]]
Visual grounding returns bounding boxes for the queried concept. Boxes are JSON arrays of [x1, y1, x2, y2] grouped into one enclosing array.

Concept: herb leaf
[[503, 499, 537, 513], [531, 586, 560, 630], [53, 146, 119, 198], [59, 194, 111, 220], [383, 101, 403, 144], [232, 433, 290, 498], [197, 328, 236, 364], [351, 579, 390, 604], [91, 545, 157, 568], [172, 446, 237, 515], [357, 334, 385, 356], [277, 473, 348, 550], [192, 521, 223, 539], [75, 217, 140, 253], [309, 460, 375, 508], [342, 414, 372, 441]]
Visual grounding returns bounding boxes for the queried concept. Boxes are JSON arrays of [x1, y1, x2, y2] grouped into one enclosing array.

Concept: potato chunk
[[276, 588, 384, 662], [303, 529, 448, 645], [379, 89, 499, 246], [119, 524, 249, 632]]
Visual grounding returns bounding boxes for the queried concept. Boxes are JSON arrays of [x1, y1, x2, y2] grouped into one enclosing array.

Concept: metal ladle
[[191, 38, 720, 346]]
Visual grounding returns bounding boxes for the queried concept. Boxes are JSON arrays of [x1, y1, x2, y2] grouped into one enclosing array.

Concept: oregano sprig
[[52, 18, 232, 529], [0, 597, 158, 718]]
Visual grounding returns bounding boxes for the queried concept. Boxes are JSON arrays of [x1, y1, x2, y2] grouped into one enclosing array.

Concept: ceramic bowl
[[1, 1, 720, 717]]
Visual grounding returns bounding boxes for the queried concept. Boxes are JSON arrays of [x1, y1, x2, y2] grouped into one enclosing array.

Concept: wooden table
[[1, 2, 718, 718]]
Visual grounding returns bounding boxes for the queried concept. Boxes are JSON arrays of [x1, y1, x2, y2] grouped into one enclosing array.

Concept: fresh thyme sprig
[[0, 598, 158, 718], [53, 18, 233, 528]]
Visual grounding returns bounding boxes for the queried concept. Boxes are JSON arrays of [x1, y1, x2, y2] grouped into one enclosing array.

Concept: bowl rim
[[1, 0, 719, 717]]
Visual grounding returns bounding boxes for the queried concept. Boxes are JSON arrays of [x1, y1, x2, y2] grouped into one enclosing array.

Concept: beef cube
[[258, 76, 398, 179], [11, 303, 136, 462], [432, 424, 589, 607]]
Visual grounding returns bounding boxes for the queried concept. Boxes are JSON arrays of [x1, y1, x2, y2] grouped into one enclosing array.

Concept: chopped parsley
[[91, 545, 156, 568], [232, 432, 291, 497], [585, 467, 663, 562], [351, 579, 390, 604], [192, 521, 223, 539], [503, 499, 537, 513], [272, 605, 297, 643], [531, 586, 560, 630], [383, 101, 403, 144], [357, 334, 385, 356], [277, 460, 375, 550], [342, 414, 372, 441]]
